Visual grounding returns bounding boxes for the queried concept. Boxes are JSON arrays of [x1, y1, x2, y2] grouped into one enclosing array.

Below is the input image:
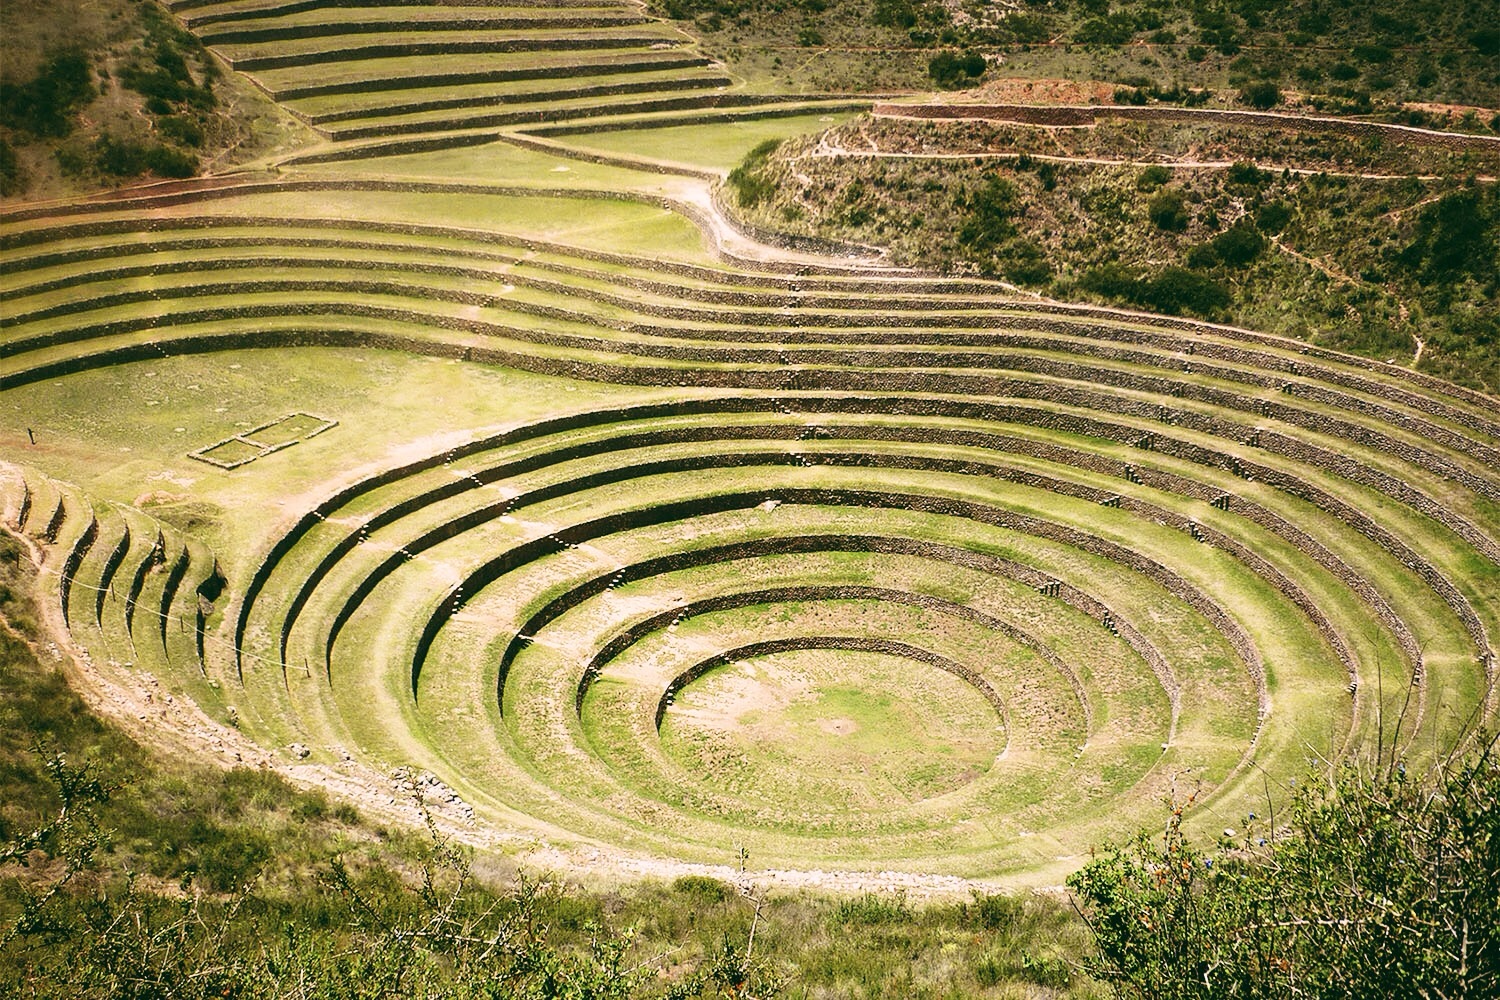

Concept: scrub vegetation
[[731, 115, 1500, 390]]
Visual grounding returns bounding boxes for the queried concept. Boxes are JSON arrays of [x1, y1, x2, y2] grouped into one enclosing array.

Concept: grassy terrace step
[[231, 403, 1481, 769], [317, 88, 774, 140], [5, 237, 1497, 449], [237, 435, 1368, 864], [198, 13, 650, 47], [1, 469, 226, 699], [297, 70, 732, 124], [173, 0, 618, 18], [220, 30, 685, 73], [517, 100, 876, 139], [7, 252, 1499, 520], [281, 100, 876, 161], [259, 52, 714, 101]]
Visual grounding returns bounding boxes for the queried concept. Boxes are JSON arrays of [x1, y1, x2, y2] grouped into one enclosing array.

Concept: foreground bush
[[1068, 742, 1500, 998]]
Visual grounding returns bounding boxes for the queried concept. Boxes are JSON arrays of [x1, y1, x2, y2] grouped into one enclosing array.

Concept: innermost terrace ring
[[654, 639, 1011, 812]]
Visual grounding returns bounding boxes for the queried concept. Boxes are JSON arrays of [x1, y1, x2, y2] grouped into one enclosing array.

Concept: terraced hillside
[[161, 0, 867, 160], [2, 0, 1498, 887]]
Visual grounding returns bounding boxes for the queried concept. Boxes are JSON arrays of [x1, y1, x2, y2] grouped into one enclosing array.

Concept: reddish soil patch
[[961, 77, 1119, 106]]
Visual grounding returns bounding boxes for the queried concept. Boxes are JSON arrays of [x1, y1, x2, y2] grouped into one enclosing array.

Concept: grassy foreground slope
[[1, 2, 1499, 995]]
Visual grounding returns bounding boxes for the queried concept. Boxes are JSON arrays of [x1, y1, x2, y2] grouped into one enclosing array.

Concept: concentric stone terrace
[[4, 174, 1496, 878], [164, 0, 862, 161]]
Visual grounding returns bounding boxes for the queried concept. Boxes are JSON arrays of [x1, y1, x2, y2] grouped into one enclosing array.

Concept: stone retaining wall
[[201, 14, 647, 48], [59, 515, 98, 624], [229, 35, 673, 73], [270, 54, 712, 101], [312, 74, 729, 126], [95, 523, 132, 626]]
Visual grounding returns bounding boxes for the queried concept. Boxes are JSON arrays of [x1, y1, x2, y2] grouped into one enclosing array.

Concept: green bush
[[0, 50, 95, 138], [1069, 743, 1500, 999], [1075, 13, 1137, 46], [1255, 200, 1293, 233], [956, 174, 1020, 251], [1079, 264, 1231, 318], [1206, 219, 1267, 266], [1147, 187, 1190, 231], [1400, 186, 1499, 286], [672, 874, 734, 905], [1238, 80, 1281, 109], [0, 138, 22, 196], [1135, 165, 1172, 191], [1225, 161, 1269, 188], [157, 115, 204, 148], [726, 139, 782, 208], [90, 134, 198, 179], [928, 49, 986, 89]]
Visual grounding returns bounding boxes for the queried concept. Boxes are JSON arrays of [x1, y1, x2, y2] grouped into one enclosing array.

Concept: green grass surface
[[559, 110, 861, 170]]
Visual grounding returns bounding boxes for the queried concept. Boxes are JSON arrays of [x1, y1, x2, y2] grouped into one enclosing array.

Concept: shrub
[[1075, 13, 1136, 46], [928, 49, 986, 89], [1225, 161, 1268, 188], [0, 50, 95, 137], [1238, 80, 1281, 109], [956, 174, 1020, 251], [872, 0, 918, 29], [1145, 265, 1232, 314], [726, 139, 781, 208], [157, 114, 204, 148], [1135, 165, 1172, 191], [672, 874, 734, 904], [1400, 186, 1499, 286], [89, 134, 198, 179], [1078, 264, 1231, 317], [1147, 187, 1190, 231], [1069, 742, 1500, 999], [1255, 200, 1293, 233], [1204, 219, 1266, 266], [0, 138, 21, 196]]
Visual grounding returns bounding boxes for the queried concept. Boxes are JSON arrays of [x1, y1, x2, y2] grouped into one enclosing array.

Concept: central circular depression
[[656, 645, 1007, 811]]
